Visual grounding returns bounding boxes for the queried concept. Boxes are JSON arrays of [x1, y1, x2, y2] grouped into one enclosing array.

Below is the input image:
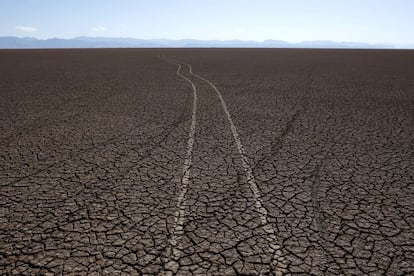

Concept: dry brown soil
[[0, 49, 413, 275]]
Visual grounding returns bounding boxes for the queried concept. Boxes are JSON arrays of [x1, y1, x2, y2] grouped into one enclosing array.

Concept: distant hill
[[0, 36, 403, 49]]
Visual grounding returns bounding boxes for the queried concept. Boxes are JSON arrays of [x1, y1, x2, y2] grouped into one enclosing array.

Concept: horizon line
[[1, 36, 413, 50], [1, 35, 412, 45]]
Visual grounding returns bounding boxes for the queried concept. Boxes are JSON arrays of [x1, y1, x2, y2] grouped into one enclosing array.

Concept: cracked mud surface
[[1, 49, 413, 275]]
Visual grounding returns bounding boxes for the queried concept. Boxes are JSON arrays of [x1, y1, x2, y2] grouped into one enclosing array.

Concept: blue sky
[[1, 0, 413, 45]]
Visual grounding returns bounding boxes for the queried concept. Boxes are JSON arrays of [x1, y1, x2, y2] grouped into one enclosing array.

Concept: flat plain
[[0, 49, 413, 275]]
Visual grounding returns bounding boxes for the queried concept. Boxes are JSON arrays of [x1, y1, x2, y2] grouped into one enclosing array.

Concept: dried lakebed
[[0, 49, 413, 275]]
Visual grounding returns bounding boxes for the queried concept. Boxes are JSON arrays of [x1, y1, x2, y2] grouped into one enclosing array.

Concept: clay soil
[[1, 49, 413, 275]]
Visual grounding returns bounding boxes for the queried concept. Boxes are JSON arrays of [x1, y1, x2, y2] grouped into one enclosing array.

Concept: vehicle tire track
[[308, 123, 368, 274], [158, 54, 198, 274], [254, 71, 313, 172], [1, 55, 195, 275], [185, 63, 288, 275]]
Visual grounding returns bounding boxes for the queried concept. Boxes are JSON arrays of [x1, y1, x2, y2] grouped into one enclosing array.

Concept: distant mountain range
[[0, 36, 410, 49]]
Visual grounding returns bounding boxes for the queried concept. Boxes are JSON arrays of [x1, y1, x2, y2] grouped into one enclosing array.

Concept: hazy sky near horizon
[[1, 0, 413, 45]]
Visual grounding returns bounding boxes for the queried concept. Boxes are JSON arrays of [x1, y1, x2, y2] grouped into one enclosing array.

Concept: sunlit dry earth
[[0, 49, 413, 275]]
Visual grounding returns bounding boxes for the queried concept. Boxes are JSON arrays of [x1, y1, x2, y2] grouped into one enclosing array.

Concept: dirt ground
[[1, 48, 413, 275]]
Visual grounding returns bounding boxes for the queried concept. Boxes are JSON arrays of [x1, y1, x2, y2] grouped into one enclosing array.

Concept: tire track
[[159, 54, 198, 273], [1, 55, 196, 274], [186, 64, 288, 275], [308, 124, 365, 274], [254, 71, 313, 171]]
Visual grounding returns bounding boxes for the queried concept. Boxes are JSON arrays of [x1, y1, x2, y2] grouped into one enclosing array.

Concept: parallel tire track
[[159, 54, 198, 273], [186, 64, 288, 275]]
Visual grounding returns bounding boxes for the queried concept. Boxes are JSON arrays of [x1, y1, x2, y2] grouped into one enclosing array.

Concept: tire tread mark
[[185, 63, 288, 275], [158, 54, 198, 274]]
